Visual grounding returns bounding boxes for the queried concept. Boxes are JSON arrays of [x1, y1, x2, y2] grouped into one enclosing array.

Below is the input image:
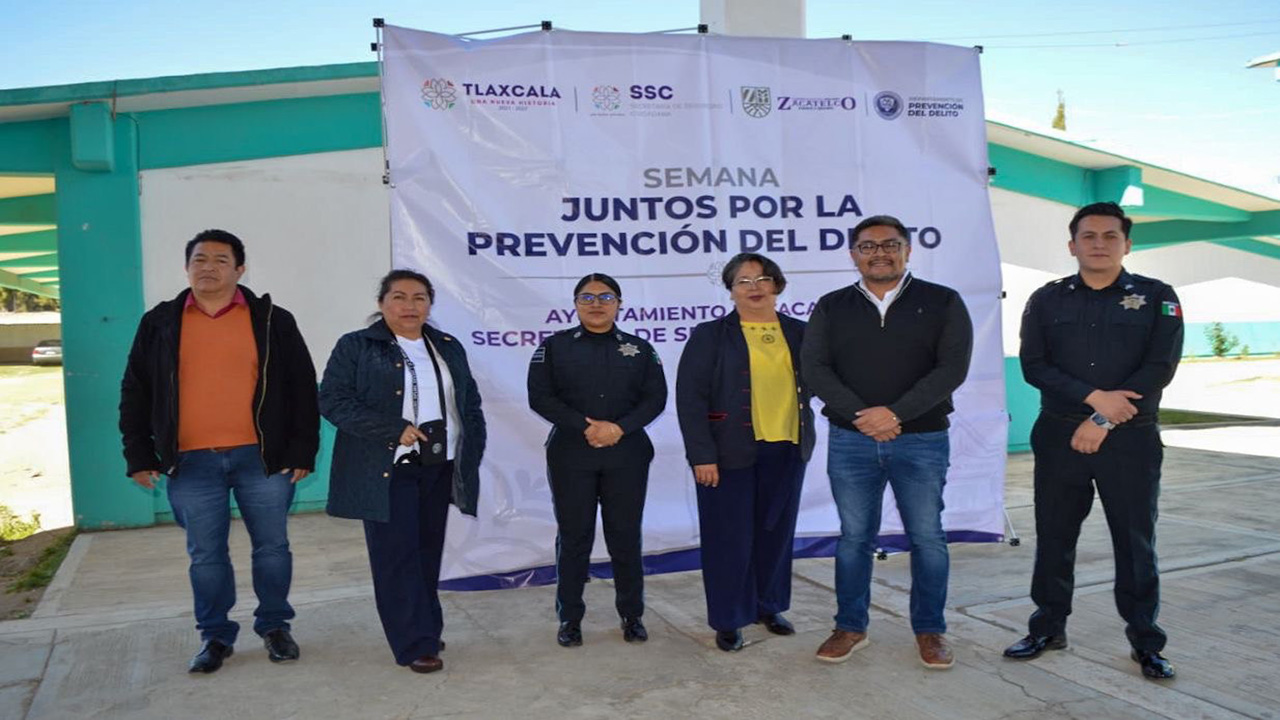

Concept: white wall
[[990, 187, 1280, 352], [700, 0, 806, 38], [989, 187, 1079, 274], [139, 149, 392, 368], [1129, 241, 1280, 288]]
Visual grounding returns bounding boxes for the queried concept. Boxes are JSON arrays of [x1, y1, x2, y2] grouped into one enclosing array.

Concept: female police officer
[[527, 273, 667, 648]]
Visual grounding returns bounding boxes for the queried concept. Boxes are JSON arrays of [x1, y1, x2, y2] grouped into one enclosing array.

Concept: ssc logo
[[741, 86, 772, 118], [874, 91, 903, 120], [421, 78, 457, 111], [592, 85, 622, 111]]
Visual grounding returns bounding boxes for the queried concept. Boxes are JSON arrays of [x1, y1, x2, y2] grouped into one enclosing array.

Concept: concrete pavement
[[2, 438, 1278, 719]]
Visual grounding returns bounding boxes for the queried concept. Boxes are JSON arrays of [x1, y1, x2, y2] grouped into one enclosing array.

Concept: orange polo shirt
[[177, 291, 260, 451]]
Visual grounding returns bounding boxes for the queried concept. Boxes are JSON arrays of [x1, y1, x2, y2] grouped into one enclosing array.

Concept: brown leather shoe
[[815, 630, 869, 664], [408, 655, 443, 674], [916, 633, 954, 669]]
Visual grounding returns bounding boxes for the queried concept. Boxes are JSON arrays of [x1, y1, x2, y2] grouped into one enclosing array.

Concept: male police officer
[[1005, 202, 1183, 680]]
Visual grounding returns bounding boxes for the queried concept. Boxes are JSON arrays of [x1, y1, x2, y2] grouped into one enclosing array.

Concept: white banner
[[382, 26, 1007, 586]]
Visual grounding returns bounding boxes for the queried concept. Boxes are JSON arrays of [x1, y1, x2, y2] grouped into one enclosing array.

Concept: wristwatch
[[1089, 412, 1116, 430]]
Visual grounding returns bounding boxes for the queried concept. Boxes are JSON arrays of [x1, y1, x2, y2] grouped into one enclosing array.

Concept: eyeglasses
[[575, 293, 619, 305], [732, 276, 775, 289], [854, 240, 905, 256]]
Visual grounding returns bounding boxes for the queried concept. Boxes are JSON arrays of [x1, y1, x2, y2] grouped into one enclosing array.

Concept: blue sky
[[1, 0, 1277, 197]]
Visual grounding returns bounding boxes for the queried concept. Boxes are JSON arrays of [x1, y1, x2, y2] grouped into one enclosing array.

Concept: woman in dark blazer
[[319, 269, 486, 674], [676, 253, 815, 652]]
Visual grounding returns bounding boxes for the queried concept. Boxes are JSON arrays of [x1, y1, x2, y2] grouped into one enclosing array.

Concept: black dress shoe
[[621, 617, 648, 643], [757, 613, 795, 636], [557, 621, 583, 647], [263, 629, 300, 663], [1003, 634, 1068, 659], [189, 639, 234, 673], [1131, 649, 1176, 679], [715, 629, 744, 652]]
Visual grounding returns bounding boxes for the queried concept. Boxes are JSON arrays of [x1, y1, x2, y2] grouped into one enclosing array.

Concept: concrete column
[[700, 0, 806, 38], [54, 113, 150, 529]]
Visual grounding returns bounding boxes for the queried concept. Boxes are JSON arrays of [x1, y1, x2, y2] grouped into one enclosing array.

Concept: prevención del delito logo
[[873, 91, 904, 120]]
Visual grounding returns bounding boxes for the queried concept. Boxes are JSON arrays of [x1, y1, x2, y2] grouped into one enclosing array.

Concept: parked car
[[30, 339, 62, 366]]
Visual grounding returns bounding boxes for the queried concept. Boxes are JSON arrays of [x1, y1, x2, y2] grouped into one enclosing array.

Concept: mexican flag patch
[[1161, 301, 1181, 317]]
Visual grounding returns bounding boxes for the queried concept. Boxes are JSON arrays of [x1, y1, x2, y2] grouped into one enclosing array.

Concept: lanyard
[[397, 336, 447, 427]]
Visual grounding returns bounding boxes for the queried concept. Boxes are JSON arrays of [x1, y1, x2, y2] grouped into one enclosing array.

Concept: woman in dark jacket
[[676, 253, 815, 652], [319, 269, 486, 674]]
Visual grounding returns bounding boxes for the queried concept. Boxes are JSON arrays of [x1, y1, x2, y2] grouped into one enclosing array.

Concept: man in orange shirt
[[120, 230, 319, 673]]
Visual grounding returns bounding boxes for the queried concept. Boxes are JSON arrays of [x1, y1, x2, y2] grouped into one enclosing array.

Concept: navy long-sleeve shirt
[[528, 324, 667, 467], [1020, 269, 1184, 420]]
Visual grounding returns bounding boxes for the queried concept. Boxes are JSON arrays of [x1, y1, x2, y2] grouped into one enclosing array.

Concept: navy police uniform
[[1019, 269, 1183, 652], [527, 325, 668, 624]]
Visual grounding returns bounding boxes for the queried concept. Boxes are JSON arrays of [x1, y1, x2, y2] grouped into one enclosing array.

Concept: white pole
[[700, 0, 806, 38]]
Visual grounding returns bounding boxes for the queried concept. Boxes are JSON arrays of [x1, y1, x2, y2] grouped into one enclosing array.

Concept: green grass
[[1159, 409, 1266, 425], [0, 505, 41, 541], [7, 530, 76, 593]]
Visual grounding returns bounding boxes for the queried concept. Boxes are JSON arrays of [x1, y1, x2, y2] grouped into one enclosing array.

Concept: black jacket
[[676, 311, 815, 470], [1020, 269, 1183, 420], [119, 286, 320, 476], [800, 275, 973, 433], [527, 325, 667, 468], [320, 320, 486, 520]]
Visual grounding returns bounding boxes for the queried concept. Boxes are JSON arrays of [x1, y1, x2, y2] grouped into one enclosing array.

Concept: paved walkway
[[2, 438, 1278, 719]]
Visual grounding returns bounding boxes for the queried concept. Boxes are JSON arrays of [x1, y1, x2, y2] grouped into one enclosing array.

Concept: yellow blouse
[[741, 321, 800, 444]]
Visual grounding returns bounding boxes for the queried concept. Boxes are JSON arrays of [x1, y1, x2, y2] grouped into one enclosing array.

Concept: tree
[[0, 287, 60, 312], [1204, 322, 1239, 357], [1052, 90, 1066, 131]]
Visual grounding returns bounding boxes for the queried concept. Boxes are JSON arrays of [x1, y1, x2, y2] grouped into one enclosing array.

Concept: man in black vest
[[1004, 202, 1183, 680], [801, 215, 973, 669]]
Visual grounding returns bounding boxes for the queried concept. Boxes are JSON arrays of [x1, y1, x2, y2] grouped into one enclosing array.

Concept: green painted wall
[[135, 93, 382, 169], [0, 193, 56, 224], [0, 119, 59, 173], [1183, 322, 1280, 357], [53, 117, 151, 529]]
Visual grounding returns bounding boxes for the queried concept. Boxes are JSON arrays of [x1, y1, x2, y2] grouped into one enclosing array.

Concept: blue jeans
[[168, 445, 296, 644], [828, 425, 950, 634]]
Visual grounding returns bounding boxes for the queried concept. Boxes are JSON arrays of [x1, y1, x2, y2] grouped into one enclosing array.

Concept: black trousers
[[363, 461, 451, 665], [696, 441, 804, 631], [547, 455, 650, 623], [1027, 414, 1166, 652]]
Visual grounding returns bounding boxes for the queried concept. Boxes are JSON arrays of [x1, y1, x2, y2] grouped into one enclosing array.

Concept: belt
[[201, 444, 254, 453]]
